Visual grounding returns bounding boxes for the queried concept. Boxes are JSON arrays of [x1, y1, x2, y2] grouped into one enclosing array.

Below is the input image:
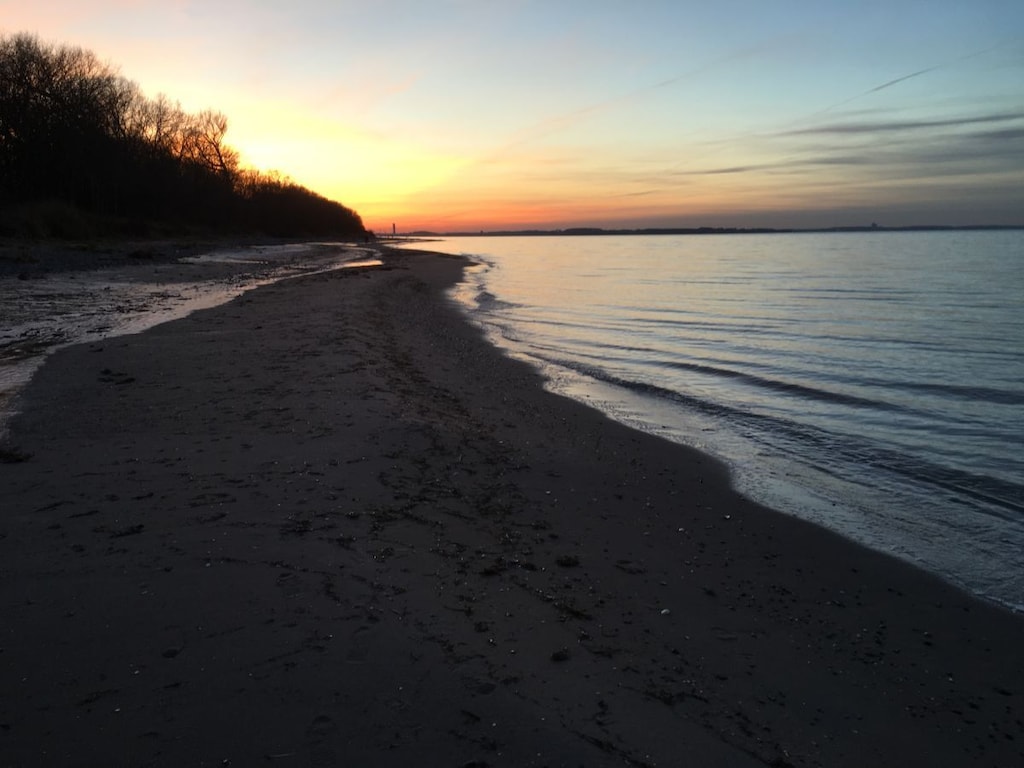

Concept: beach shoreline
[[1, 246, 1021, 766], [0, 239, 375, 442], [0, 238, 229, 278]]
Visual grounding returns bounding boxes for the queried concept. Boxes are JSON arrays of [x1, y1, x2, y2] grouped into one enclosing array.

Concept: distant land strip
[[404, 224, 1024, 238]]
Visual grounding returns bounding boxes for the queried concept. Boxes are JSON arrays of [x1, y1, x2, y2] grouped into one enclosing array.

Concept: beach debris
[[107, 523, 144, 538], [0, 447, 31, 463], [660, 609, 671, 616], [614, 560, 646, 575]]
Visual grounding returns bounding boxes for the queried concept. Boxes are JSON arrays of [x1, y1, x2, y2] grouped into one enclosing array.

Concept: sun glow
[[4, 0, 1021, 231], [216, 96, 472, 229]]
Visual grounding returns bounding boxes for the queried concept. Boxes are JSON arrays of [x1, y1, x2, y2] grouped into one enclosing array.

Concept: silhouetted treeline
[[0, 33, 366, 239]]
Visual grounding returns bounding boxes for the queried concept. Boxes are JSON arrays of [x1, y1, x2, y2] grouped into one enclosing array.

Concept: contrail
[[472, 43, 770, 167], [865, 66, 940, 95], [819, 42, 1006, 115]]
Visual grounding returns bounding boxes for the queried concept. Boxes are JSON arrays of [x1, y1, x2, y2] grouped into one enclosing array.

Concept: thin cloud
[[973, 127, 1024, 142], [673, 155, 868, 177], [677, 115, 1024, 182], [864, 66, 940, 95], [701, 165, 762, 175], [784, 112, 1024, 137], [472, 43, 771, 168], [813, 43, 1007, 117], [612, 189, 662, 198]]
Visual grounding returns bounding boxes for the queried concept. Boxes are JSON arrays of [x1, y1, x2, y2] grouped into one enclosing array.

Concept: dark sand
[[0, 240, 217, 278], [0, 238, 315, 278], [1, 248, 1022, 767]]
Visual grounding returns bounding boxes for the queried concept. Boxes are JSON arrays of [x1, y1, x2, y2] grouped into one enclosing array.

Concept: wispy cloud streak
[[815, 43, 1007, 115], [784, 112, 1024, 137], [864, 66, 939, 95]]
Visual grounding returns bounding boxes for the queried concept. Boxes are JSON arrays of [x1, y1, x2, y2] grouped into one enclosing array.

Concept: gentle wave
[[532, 349, 1023, 514], [474, 289, 519, 311], [432, 231, 1024, 610], [892, 381, 1024, 406], [646, 358, 912, 412]]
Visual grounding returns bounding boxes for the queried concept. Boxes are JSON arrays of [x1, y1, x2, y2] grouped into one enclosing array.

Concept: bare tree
[[1, 32, 365, 238], [180, 109, 239, 181], [145, 94, 188, 154]]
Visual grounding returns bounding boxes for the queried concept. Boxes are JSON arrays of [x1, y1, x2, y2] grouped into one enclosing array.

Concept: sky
[[3, 1, 1023, 232]]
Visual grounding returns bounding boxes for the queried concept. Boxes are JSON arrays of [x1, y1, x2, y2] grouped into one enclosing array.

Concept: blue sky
[[3, 0, 1022, 230]]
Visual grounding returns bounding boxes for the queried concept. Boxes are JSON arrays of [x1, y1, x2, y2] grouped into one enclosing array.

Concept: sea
[[418, 231, 1024, 612]]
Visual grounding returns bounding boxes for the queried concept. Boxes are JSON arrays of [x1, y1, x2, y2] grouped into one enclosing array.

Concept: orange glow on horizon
[[351, 171, 794, 233], [2, 2, 1021, 232]]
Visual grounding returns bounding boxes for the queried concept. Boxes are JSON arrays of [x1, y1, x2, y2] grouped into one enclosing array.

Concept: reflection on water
[[0, 242, 374, 436]]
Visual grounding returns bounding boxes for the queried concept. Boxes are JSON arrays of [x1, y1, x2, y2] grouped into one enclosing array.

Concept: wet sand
[[0, 238, 293, 277], [1, 247, 1022, 767]]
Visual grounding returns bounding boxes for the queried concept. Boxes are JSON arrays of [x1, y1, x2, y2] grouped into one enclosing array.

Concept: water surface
[[424, 231, 1024, 610]]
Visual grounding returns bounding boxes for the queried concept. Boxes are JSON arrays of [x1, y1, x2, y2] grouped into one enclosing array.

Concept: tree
[[0, 32, 366, 239], [180, 109, 239, 182]]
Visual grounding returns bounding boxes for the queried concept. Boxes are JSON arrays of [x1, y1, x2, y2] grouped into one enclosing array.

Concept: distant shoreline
[[400, 223, 1024, 238]]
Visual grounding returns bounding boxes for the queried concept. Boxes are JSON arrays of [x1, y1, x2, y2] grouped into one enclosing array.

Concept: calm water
[[424, 232, 1024, 611]]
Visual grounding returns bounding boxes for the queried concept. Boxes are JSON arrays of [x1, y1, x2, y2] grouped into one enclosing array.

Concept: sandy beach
[[1, 247, 1022, 767]]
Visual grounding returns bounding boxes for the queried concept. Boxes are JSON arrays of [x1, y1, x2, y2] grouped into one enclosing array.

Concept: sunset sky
[[3, 1, 1022, 232]]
